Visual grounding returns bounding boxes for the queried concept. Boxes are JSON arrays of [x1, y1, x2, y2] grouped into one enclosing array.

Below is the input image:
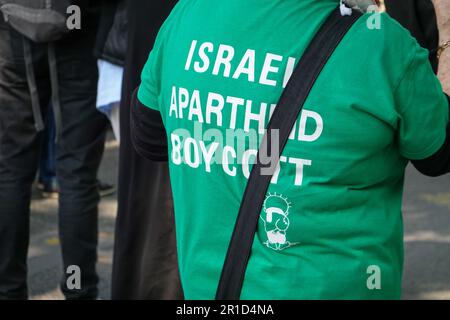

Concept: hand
[[438, 46, 450, 93]]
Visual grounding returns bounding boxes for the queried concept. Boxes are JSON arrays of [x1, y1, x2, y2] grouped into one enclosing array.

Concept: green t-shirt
[[138, 0, 449, 299]]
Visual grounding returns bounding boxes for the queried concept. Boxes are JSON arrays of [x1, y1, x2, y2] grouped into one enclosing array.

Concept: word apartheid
[[169, 86, 323, 143]]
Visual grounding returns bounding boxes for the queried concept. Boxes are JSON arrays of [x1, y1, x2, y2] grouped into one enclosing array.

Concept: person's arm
[[394, 34, 449, 174], [129, 12, 175, 162], [130, 88, 168, 162], [411, 94, 450, 176]]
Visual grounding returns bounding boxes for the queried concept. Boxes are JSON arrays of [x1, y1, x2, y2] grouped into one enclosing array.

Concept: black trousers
[[0, 23, 107, 299]]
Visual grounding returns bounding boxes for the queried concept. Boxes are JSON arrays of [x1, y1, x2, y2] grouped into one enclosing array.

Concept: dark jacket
[[112, 0, 183, 300], [94, 0, 127, 66]]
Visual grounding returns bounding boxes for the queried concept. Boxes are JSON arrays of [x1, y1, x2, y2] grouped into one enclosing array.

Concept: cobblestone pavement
[[27, 135, 450, 300]]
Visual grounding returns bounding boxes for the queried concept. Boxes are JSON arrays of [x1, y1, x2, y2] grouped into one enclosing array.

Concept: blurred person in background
[[0, 1, 107, 299], [111, 0, 183, 300], [35, 0, 122, 199], [36, 106, 115, 198], [95, 0, 127, 144]]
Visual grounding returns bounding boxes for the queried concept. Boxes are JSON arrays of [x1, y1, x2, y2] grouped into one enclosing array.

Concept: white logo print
[[260, 193, 298, 251]]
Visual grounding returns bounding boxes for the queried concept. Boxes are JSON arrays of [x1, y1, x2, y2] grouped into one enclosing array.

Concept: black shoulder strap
[[215, 7, 361, 300]]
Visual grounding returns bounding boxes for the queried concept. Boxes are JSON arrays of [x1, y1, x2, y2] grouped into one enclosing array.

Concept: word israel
[[169, 86, 323, 143], [185, 40, 297, 88]]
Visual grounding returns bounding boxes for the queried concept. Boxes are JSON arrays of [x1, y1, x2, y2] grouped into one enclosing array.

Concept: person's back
[[135, 0, 449, 299]]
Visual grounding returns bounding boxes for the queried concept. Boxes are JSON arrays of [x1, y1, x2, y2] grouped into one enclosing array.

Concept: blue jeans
[[39, 108, 57, 186]]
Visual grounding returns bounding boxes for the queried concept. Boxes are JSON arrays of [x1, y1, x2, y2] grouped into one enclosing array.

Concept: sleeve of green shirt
[[395, 42, 449, 160]]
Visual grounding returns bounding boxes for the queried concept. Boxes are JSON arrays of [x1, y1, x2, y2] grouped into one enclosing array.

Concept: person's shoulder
[[350, 11, 426, 71], [353, 11, 420, 48]]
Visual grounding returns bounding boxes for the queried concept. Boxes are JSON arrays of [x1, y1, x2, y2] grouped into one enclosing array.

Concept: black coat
[[94, 0, 127, 66], [111, 0, 183, 300]]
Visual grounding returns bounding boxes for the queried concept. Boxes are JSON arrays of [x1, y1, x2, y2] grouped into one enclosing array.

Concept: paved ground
[[402, 167, 450, 299], [27, 135, 450, 300]]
